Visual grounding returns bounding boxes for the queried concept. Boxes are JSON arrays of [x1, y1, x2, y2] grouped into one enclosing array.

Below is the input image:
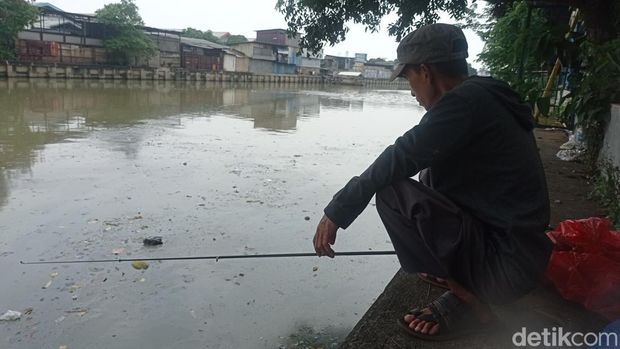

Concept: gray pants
[[375, 178, 541, 304]]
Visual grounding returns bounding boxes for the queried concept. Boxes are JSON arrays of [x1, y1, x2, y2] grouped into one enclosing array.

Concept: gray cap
[[390, 23, 469, 81]]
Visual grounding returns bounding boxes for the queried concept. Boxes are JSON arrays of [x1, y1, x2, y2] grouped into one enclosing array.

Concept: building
[[15, 6, 328, 77], [230, 29, 309, 75], [255, 29, 300, 74], [363, 62, 393, 80], [223, 50, 250, 73], [255, 29, 299, 49], [18, 3, 181, 67], [180, 37, 227, 71], [178, 37, 250, 73], [295, 47, 322, 75], [354, 53, 367, 63], [322, 55, 356, 75], [17, 3, 108, 65], [229, 41, 277, 74], [297, 55, 321, 75], [144, 29, 182, 68]]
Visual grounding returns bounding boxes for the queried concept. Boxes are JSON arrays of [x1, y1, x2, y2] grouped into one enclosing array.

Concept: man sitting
[[313, 23, 552, 340]]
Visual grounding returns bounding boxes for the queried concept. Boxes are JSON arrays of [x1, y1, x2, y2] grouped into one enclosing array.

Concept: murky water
[[0, 79, 423, 349]]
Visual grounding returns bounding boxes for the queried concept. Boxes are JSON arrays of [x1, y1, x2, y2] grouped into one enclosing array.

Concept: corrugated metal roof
[[181, 37, 249, 58], [33, 3, 65, 12], [224, 48, 247, 58], [180, 37, 228, 50]]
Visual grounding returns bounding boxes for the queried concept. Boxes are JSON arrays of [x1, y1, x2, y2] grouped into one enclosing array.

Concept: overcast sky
[[42, 0, 486, 68]]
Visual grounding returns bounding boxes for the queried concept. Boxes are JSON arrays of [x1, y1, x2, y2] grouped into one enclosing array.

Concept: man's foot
[[399, 290, 497, 341]]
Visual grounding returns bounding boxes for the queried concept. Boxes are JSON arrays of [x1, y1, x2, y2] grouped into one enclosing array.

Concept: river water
[[0, 79, 423, 349]]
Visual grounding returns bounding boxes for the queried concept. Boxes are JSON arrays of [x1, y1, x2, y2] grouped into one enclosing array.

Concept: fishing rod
[[19, 250, 396, 265]]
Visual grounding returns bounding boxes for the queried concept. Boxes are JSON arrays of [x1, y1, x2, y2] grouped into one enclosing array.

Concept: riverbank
[[340, 128, 609, 348], [0, 62, 409, 88]]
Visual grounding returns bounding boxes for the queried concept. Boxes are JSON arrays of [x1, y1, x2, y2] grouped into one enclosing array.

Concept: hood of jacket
[[464, 76, 535, 131]]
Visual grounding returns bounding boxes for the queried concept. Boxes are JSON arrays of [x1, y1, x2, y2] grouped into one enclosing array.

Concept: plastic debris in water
[[43, 272, 59, 289], [131, 261, 149, 270], [143, 236, 163, 246], [65, 308, 88, 316], [0, 310, 21, 321]]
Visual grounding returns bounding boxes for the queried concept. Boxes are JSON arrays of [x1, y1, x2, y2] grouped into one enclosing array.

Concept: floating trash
[[42, 272, 59, 289], [0, 310, 21, 321], [131, 261, 149, 270], [65, 308, 88, 316], [143, 236, 163, 246]]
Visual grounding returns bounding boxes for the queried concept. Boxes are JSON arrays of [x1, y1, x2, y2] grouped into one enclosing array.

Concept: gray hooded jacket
[[324, 76, 552, 276]]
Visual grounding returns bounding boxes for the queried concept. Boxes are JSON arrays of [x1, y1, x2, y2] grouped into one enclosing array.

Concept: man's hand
[[313, 214, 338, 258]]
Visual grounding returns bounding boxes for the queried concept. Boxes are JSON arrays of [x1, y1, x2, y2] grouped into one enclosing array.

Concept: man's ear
[[419, 64, 432, 82]]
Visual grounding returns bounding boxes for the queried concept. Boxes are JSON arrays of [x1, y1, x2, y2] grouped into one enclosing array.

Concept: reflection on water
[[0, 80, 327, 206], [0, 80, 378, 170]]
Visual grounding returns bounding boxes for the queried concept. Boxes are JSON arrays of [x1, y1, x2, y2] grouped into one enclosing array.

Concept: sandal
[[397, 291, 498, 341], [417, 273, 449, 289]]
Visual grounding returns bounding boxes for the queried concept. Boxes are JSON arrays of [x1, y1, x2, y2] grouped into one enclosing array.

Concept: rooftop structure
[[255, 28, 299, 48]]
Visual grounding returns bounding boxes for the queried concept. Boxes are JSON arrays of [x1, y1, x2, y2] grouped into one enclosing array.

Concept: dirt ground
[[340, 128, 610, 349], [536, 129, 608, 225]]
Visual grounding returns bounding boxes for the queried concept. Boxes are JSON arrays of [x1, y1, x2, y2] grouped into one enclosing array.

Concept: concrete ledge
[[341, 271, 607, 348], [0, 63, 409, 88]]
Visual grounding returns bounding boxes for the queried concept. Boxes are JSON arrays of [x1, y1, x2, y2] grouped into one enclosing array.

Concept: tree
[[0, 0, 38, 60], [276, 0, 618, 53], [95, 0, 155, 66], [226, 35, 248, 45], [276, 0, 469, 53], [483, 0, 618, 43], [478, 1, 564, 104], [182, 28, 222, 43], [367, 58, 387, 64]]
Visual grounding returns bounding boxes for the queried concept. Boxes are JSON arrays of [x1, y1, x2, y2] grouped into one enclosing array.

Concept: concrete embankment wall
[[0, 62, 409, 89], [600, 104, 620, 169]]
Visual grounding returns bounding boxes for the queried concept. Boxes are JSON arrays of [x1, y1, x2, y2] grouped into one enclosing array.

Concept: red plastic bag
[[545, 217, 620, 320]]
